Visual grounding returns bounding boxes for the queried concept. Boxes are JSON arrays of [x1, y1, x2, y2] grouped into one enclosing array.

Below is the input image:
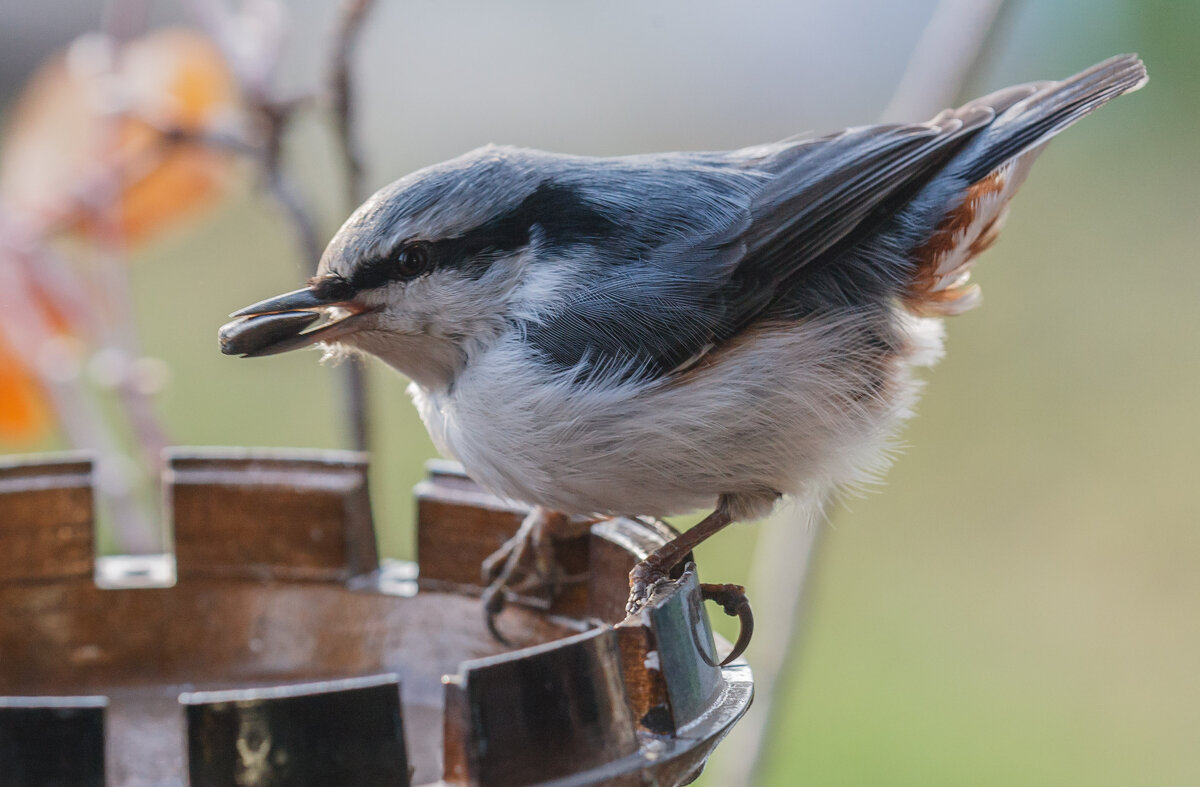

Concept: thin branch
[[0, 1, 375, 553], [189, 0, 378, 453], [249, 96, 327, 272], [328, 0, 375, 209], [266, 170, 325, 269], [84, 105, 174, 488], [326, 0, 377, 455], [156, 119, 326, 269]]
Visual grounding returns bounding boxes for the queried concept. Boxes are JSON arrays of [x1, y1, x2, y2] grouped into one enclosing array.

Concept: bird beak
[[219, 286, 372, 357]]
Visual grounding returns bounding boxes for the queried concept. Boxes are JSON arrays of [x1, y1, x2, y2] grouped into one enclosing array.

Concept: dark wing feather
[[523, 248, 739, 380], [527, 111, 992, 381], [953, 54, 1146, 181], [717, 107, 994, 334], [525, 55, 1146, 383]]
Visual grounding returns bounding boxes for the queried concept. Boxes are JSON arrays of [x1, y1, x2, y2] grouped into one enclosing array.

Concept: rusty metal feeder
[[0, 449, 752, 786]]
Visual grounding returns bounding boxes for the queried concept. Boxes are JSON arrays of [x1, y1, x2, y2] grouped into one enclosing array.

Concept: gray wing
[[526, 55, 1146, 384], [525, 107, 994, 382]]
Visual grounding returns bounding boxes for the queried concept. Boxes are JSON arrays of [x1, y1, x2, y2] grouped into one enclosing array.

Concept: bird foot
[[627, 561, 754, 666], [481, 507, 589, 644], [626, 559, 675, 616]]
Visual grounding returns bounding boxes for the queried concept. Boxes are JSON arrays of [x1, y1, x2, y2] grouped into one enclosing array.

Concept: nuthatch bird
[[220, 55, 1146, 660]]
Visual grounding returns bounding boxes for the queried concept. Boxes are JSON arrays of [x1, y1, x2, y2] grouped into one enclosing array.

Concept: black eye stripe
[[309, 274, 357, 301], [336, 181, 619, 293], [345, 257, 402, 291], [339, 242, 431, 292], [428, 183, 620, 278]]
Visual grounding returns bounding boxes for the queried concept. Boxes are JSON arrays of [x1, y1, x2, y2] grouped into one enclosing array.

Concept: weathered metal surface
[[443, 628, 637, 786], [167, 448, 378, 582], [183, 674, 409, 786], [0, 568, 573, 786], [618, 568, 724, 732], [0, 453, 95, 582], [0, 451, 752, 786]]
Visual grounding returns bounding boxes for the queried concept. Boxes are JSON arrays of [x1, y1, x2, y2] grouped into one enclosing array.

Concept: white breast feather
[[410, 306, 945, 522]]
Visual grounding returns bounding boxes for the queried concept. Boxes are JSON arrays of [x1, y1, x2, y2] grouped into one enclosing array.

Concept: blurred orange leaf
[[0, 338, 50, 444], [0, 28, 241, 245]]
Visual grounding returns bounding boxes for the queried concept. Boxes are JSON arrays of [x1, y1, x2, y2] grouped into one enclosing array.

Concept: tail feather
[[904, 55, 1147, 317], [957, 54, 1147, 182]]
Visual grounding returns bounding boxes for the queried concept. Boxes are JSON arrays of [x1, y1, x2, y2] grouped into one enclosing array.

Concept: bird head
[[219, 146, 599, 389]]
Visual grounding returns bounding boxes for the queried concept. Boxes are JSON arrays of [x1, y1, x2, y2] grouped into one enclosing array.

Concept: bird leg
[[626, 505, 754, 663], [481, 506, 590, 643], [626, 503, 735, 615]]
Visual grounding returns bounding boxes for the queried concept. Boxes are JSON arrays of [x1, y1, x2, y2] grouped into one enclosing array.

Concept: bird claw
[[699, 582, 754, 666], [626, 562, 754, 666], [481, 507, 584, 643], [626, 561, 674, 616], [480, 581, 513, 646], [480, 527, 529, 586]]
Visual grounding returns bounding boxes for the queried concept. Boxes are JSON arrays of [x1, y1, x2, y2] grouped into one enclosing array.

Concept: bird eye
[[395, 243, 431, 278]]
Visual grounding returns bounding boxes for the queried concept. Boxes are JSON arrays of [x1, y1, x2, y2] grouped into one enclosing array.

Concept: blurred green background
[[3, 1, 1197, 784]]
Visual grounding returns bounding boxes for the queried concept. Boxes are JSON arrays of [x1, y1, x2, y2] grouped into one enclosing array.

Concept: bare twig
[[328, 0, 375, 210], [326, 0, 377, 454], [186, 1, 325, 271], [157, 118, 326, 268], [80, 84, 174, 492], [709, 2, 1012, 784], [251, 96, 327, 271], [0, 1, 382, 552], [266, 169, 325, 268], [188, 0, 378, 453]]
